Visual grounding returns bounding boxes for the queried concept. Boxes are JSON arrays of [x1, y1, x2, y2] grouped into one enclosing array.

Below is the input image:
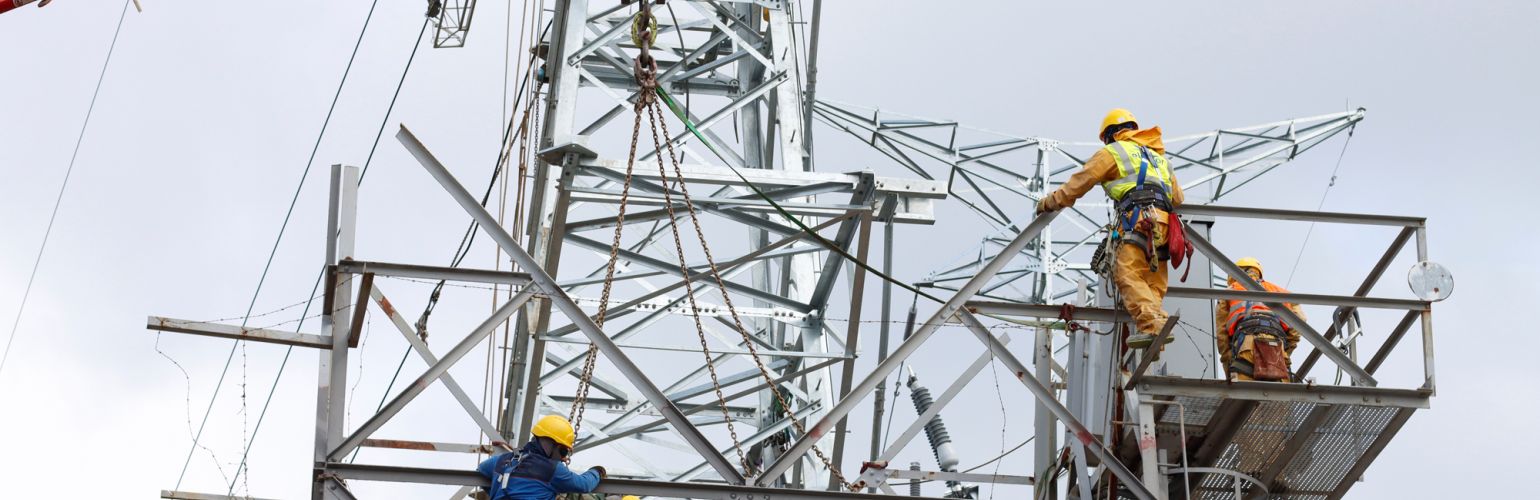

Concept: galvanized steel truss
[[145, 1, 1440, 499]]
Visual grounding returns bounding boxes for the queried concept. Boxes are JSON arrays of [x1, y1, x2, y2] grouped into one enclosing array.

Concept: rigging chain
[[570, 0, 854, 489], [569, 0, 655, 437]]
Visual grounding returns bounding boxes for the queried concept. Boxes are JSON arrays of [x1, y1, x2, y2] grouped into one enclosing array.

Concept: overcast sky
[[0, 1, 1534, 498]]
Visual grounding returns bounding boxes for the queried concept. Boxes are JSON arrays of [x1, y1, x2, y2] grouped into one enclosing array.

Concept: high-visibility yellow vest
[[1100, 140, 1174, 202]]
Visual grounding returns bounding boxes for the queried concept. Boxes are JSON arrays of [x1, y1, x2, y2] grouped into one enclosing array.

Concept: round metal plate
[[1407, 261, 1453, 301]]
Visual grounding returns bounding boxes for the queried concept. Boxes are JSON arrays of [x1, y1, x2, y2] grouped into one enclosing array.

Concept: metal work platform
[[1140, 378, 1424, 499]]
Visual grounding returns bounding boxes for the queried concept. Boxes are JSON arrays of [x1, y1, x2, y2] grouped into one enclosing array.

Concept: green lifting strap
[[653, 87, 1062, 329]]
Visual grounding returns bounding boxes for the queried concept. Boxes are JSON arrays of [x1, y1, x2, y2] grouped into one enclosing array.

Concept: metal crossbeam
[[401, 124, 746, 484], [755, 210, 1061, 484], [1183, 223, 1378, 386], [1135, 376, 1429, 409], [145, 316, 332, 350], [323, 463, 953, 500]]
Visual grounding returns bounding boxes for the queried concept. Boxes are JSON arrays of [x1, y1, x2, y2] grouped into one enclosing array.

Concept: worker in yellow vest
[[1038, 109, 1186, 349], [1215, 257, 1306, 382]]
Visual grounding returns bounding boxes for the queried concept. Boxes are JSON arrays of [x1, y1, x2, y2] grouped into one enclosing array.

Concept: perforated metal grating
[[1159, 395, 1222, 427], [1160, 397, 1413, 499]]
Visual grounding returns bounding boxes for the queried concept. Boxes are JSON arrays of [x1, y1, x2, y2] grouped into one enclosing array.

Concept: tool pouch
[[1251, 333, 1291, 382]]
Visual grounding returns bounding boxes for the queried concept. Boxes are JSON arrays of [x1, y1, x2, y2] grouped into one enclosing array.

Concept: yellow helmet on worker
[[1099, 108, 1138, 144], [1235, 257, 1263, 279], [532, 414, 577, 448], [623, 496, 641, 500]]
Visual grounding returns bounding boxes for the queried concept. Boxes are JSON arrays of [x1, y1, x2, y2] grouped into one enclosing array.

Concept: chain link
[[646, 96, 855, 491], [574, 1, 853, 489], [571, 0, 659, 437], [641, 97, 757, 476]]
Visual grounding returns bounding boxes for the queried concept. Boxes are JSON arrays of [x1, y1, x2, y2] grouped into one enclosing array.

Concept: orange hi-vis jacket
[[1215, 279, 1305, 373]]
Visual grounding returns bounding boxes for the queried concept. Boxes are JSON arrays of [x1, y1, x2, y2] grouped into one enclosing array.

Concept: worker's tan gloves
[[1035, 196, 1058, 214]]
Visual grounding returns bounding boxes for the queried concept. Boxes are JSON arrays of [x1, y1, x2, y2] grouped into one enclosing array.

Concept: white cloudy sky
[[0, 1, 1534, 498]]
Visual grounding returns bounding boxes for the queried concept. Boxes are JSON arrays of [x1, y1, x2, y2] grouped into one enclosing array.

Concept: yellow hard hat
[[1235, 257, 1263, 278], [532, 415, 576, 448], [623, 496, 641, 500], [1099, 108, 1137, 141]]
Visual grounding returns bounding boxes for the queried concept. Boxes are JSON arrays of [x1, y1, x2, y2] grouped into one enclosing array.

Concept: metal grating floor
[[1157, 396, 1414, 500]]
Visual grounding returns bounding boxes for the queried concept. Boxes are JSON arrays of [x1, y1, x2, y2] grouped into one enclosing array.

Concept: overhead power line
[[0, 0, 133, 386], [171, 0, 385, 492]]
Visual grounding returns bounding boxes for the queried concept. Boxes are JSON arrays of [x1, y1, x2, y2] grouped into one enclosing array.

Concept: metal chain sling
[[568, 1, 656, 435], [574, 0, 854, 489], [643, 94, 854, 490]]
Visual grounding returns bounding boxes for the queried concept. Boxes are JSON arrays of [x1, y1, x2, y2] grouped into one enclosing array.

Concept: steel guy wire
[[0, 0, 132, 386], [1283, 124, 1356, 289], [231, 16, 458, 487], [207, 1, 401, 491]]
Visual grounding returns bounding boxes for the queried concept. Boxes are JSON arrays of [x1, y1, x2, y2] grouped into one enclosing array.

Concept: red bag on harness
[[1166, 211, 1194, 281]]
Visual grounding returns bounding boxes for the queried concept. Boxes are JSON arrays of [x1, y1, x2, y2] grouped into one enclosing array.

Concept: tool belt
[[1230, 312, 1291, 382], [1115, 187, 1172, 213]]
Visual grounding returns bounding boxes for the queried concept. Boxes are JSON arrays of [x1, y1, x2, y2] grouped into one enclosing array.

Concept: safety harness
[[1095, 145, 1191, 278], [1227, 302, 1291, 381], [490, 442, 558, 498]]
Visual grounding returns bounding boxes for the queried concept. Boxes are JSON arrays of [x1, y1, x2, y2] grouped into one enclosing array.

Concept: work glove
[[591, 465, 608, 479], [1035, 196, 1055, 214]]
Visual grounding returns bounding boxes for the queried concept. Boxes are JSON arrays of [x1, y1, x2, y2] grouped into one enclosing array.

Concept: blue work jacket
[[476, 441, 602, 500]]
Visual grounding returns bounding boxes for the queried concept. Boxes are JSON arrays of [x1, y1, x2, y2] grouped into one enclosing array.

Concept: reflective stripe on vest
[[1224, 281, 1290, 335], [1101, 140, 1174, 202], [1225, 302, 1275, 336]]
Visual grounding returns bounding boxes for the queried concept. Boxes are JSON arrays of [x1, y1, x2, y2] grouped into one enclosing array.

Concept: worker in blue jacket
[[478, 415, 606, 500]]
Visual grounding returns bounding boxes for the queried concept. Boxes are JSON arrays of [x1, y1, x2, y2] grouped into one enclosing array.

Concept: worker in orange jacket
[[1037, 109, 1185, 349], [1215, 257, 1306, 382]]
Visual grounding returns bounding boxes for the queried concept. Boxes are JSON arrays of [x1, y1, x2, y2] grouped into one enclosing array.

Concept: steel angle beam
[[575, 158, 946, 197], [1166, 287, 1427, 311], [885, 468, 1035, 486], [578, 358, 842, 451], [671, 403, 826, 482], [162, 492, 282, 500], [1364, 310, 1421, 375], [399, 125, 745, 484], [540, 214, 846, 358], [878, 333, 1012, 462], [965, 301, 1131, 323], [954, 310, 1156, 500], [369, 286, 506, 442], [566, 234, 811, 311], [146, 316, 332, 350], [1177, 203, 1424, 227], [810, 189, 875, 308], [755, 210, 1060, 485], [336, 260, 531, 286], [329, 288, 537, 461], [1184, 224, 1377, 386], [1136, 376, 1430, 409], [1298, 226, 1417, 379], [324, 463, 953, 500], [360, 438, 491, 454]]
